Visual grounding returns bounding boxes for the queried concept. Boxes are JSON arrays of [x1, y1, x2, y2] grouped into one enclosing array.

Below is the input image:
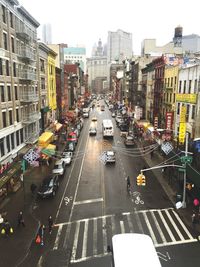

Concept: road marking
[[172, 209, 193, 239], [93, 218, 98, 255], [74, 198, 103, 205], [71, 221, 80, 260], [81, 220, 88, 259], [165, 209, 185, 241], [142, 212, 158, 244], [63, 223, 71, 249], [127, 213, 134, 233], [102, 217, 108, 253], [150, 210, 167, 243], [53, 224, 63, 250], [157, 210, 176, 242], [120, 220, 125, 233]]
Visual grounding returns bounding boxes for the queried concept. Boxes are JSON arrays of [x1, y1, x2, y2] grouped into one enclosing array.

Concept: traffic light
[[136, 174, 146, 186]]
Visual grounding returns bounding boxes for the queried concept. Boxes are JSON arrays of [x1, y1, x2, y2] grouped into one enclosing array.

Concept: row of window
[[0, 84, 18, 102], [178, 79, 199, 94], [1, 109, 20, 128], [0, 129, 24, 157], [177, 103, 196, 120], [0, 58, 17, 76]]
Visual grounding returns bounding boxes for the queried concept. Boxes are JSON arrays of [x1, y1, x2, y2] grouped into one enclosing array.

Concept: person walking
[[48, 215, 54, 234], [30, 183, 37, 196], [126, 176, 131, 192], [38, 224, 45, 246], [18, 211, 25, 227]]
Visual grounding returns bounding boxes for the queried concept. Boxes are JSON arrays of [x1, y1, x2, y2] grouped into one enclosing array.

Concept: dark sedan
[[37, 174, 59, 198]]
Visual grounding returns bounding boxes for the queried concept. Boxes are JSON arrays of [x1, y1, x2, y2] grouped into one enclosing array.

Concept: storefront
[[0, 162, 22, 203]]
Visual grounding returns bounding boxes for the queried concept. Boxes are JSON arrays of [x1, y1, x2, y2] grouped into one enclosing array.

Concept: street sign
[[180, 156, 193, 164], [161, 142, 173, 155]]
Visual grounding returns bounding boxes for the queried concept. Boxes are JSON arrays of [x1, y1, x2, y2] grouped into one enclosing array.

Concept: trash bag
[[35, 235, 41, 244], [1, 228, 5, 235]]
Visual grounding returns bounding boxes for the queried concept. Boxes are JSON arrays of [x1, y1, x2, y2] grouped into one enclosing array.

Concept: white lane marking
[[157, 210, 176, 242], [71, 221, 80, 260], [150, 210, 167, 243], [81, 220, 89, 259], [111, 216, 116, 235], [63, 223, 71, 249], [93, 218, 98, 255], [53, 224, 63, 250], [127, 213, 134, 233], [102, 217, 107, 253], [172, 209, 193, 239], [120, 220, 125, 234], [155, 238, 197, 247], [74, 198, 103, 205], [165, 209, 185, 241], [134, 207, 144, 234], [70, 253, 109, 263], [142, 212, 158, 244]]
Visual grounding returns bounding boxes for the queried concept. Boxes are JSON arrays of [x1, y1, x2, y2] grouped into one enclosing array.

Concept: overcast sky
[[19, 0, 200, 56]]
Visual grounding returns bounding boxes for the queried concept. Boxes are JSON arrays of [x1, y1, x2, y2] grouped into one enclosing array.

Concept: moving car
[[61, 151, 73, 165], [105, 150, 116, 163], [37, 175, 59, 198], [124, 135, 135, 146], [89, 127, 97, 135], [52, 159, 65, 176]]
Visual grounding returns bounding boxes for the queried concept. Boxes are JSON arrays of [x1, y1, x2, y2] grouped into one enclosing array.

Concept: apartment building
[[0, 0, 40, 164]]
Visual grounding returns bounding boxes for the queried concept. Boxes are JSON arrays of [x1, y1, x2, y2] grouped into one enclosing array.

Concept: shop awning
[[55, 123, 62, 131], [38, 132, 54, 147], [41, 144, 56, 156], [0, 162, 21, 188]]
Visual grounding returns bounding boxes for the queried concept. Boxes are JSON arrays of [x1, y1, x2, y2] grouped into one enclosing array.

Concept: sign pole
[[182, 132, 188, 208]]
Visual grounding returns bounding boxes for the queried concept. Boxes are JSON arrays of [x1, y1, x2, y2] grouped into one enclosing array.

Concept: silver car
[[52, 159, 65, 176], [105, 150, 116, 163], [61, 151, 73, 165]]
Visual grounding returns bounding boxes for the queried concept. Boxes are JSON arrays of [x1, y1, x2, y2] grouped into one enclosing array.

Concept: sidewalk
[[0, 135, 66, 267], [138, 140, 200, 238]]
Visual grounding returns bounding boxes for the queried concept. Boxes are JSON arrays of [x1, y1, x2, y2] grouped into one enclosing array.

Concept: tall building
[[107, 29, 133, 64], [42, 23, 52, 44], [63, 46, 86, 73], [0, 1, 40, 165]]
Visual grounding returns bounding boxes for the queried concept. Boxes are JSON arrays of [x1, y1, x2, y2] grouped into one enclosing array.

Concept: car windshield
[[107, 151, 114, 156], [63, 152, 71, 157], [54, 164, 62, 169]]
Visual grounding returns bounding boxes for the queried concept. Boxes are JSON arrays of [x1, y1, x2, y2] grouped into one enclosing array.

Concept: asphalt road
[[18, 101, 200, 267]]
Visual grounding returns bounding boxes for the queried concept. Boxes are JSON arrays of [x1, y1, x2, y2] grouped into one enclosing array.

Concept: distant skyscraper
[[107, 29, 133, 63], [42, 23, 52, 44]]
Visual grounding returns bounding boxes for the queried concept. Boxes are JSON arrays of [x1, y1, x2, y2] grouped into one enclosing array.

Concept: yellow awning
[[55, 123, 62, 131], [46, 144, 56, 150], [38, 132, 54, 147]]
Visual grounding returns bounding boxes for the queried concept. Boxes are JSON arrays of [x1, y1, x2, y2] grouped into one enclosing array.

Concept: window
[[0, 138, 5, 156], [186, 104, 190, 121], [2, 111, 6, 127], [3, 32, 8, 50], [6, 136, 10, 152], [16, 108, 19, 122], [10, 12, 13, 28], [11, 133, 15, 149], [167, 78, 170, 87], [183, 80, 186, 93], [11, 36, 15, 53], [41, 77, 45, 90], [174, 76, 177, 86], [16, 130, 20, 146], [171, 77, 173, 87], [0, 85, 5, 102], [13, 62, 17, 77], [9, 110, 12, 125], [194, 79, 197, 93], [6, 60, 9, 76], [7, 85, 11, 101], [188, 80, 192, 93], [0, 58, 3, 75], [2, 5, 6, 23], [14, 86, 18, 100], [177, 103, 180, 115], [192, 105, 195, 119], [40, 59, 45, 72], [179, 81, 182, 93], [20, 128, 24, 143]]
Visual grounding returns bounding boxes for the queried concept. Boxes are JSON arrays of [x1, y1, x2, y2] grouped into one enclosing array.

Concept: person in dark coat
[[18, 211, 25, 227], [38, 224, 45, 246], [3, 219, 11, 236], [48, 215, 54, 234]]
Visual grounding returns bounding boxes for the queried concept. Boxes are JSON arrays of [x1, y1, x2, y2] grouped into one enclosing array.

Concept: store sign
[[179, 122, 186, 144], [176, 94, 197, 104], [165, 112, 173, 130], [180, 105, 186, 122], [154, 116, 158, 130]]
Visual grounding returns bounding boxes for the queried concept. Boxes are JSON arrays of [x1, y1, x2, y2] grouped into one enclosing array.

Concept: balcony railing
[[22, 112, 40, 124], [20, 92, 39, 102], [16, 24, 31, 42], [19, 70, 36, 81], [24, 132, 40, 144], [18, 46, 36, 61]]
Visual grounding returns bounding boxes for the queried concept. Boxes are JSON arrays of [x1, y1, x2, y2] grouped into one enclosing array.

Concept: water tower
[[173, 26, 183, 47]]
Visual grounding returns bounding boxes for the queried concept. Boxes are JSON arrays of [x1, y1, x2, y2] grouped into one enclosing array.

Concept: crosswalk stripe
[[93, 218, 98, 255], [157, 210, 176, 242], [127, 214, 134, 233], [53, 224, 63, 250], [71, 221, 80, 260], [63, 223, 71, 249], [134, 208, 144, 234], [165, 209, 185, 241], [111, 215, 116, 235], [120, 220, 125, 233], [142, 212, 158, 244], [172, 209, 193, 239], [102, 217, 108, 253], [81, 220, 89, 259], [150, 210, 167, 243]]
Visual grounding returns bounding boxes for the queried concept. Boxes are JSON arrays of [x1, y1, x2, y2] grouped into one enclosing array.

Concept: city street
[[10, 103, 200, 267]]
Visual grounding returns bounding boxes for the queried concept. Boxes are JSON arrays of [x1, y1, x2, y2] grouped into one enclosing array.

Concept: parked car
[[105, 150, 116, 163], [37, 174, 59, 198], [124, 135, 135, 146], [120, 124, 129, 137], [61, 151, 73, 165], [89, 127, 97, 135], [65, 141, 76, 152], [112, 112, 116, 118], [52, 159, 65, 176]]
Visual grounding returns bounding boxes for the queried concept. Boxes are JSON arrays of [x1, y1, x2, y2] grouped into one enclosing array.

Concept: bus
[[102, 119, 114, 138], [112, 233, 161, 267]]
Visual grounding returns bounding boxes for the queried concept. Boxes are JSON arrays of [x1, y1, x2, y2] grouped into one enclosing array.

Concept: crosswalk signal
[[136, 174, 146, 186]]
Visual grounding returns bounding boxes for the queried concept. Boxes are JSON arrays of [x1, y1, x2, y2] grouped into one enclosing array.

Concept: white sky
[[19, 0, 200, 56]]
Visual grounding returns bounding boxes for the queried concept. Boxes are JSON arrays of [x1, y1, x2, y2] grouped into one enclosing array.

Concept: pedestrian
[[193, 198, 200, 212], [48, 215, 54, 234], [30, 183, 37, 196], [192, 213, 198, 230], [18, 211, 25, 227], [38, 224, 45, 246], [126, 176, 131, 191]]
